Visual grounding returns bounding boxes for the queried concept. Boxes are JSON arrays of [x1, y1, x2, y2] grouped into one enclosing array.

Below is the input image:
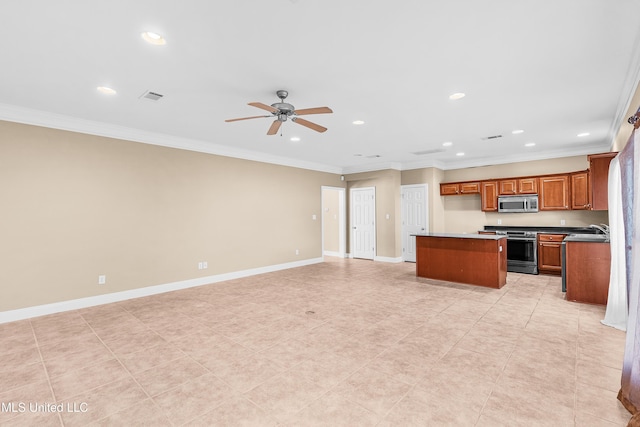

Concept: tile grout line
[[76, 311, 179, 426], [28, 318, 65, 427]]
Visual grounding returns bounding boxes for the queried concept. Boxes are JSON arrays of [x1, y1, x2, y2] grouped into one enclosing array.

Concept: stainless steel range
[[495, 230, 538, 274]]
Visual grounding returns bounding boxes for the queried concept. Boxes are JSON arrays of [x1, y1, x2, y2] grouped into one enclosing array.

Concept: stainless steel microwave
[[497, 195, 539, 213]]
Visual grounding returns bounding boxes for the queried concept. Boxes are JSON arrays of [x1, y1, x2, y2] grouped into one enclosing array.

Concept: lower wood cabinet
[[565, 241, 611, 304], [537, 234, 566, 275]]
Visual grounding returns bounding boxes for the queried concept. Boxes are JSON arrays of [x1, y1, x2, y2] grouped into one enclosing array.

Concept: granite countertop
[[564, 234, 610, 243], [483, 225, 602, 234], [412, 233, 506, 240]]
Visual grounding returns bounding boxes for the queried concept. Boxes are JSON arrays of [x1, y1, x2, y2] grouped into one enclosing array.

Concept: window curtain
[[602, 154, 628, 330], [618, 127, 640, 425]]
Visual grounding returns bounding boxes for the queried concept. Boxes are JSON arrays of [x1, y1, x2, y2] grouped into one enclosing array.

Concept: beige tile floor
[[0, 257, 631, 426]]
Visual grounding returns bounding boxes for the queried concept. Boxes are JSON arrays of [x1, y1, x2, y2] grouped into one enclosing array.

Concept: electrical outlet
[[198, 262, 203, 270], [312, 214, 317, 220], [202, 261, 208, 269], [98, 275, 106, 285], [295, 249, 299, 255], [497, 219, 502, 225], [560, 219, 566, 225]]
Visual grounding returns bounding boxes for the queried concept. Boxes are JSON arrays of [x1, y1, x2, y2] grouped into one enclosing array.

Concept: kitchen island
[[414, 233, 508, 288]]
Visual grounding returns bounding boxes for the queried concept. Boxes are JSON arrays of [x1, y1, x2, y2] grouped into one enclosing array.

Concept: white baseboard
[[374, 256, 404, 263], [344, 253, 402, 263], [323, 250, 347, 258], [0, 257, 324, 324]]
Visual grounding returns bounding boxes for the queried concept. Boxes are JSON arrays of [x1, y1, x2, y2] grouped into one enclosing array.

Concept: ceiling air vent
[[481, 134, 503, 140], [139, 90, 164, 101], [411, 148, 446, 156]]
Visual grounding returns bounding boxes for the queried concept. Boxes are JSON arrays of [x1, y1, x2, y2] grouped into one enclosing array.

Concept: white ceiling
[[1, 0, 640, 174]]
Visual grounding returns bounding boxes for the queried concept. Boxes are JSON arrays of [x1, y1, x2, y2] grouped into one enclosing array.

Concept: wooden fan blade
[[292, 117, 327, 133], [248, 102, 279, 113], [294, 107, 333, 116], [267, 120, 282, 135], [225, 115, 269, 122]]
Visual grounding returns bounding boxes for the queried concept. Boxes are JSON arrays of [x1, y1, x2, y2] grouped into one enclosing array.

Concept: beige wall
[[613, 79, 640, 152], [0, 121, 343, 312], [401, 167, 445, 232], [345, 169, 402, 259], [322, 188, 340, 253]]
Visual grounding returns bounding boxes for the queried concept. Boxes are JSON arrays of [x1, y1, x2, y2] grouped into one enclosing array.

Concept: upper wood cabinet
[[460, 182, 480, 194], [439, 152, 615, 211], [440, 182, 480, 195], [571, 171, 590, 210], [518, 177, 538, 194], [498, 178, 538, 195], [481, 181, 498, 212], [539, 175, 570, 210], [440, 183, 460, 195], [589, 152, 617, 210]]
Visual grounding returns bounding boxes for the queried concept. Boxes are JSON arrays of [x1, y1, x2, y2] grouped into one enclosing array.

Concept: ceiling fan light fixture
[[442, 141, 453, 147], [141, 31, 166, 45], [352, 120, 365, 125], [449, 92, 466, 100]]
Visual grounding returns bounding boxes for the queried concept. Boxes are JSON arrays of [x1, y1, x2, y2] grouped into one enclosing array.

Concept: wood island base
[[415, 234, 508, 289]]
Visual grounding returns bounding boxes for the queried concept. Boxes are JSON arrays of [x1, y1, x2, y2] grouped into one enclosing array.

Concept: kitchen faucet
[[589, 224, 609, 235]]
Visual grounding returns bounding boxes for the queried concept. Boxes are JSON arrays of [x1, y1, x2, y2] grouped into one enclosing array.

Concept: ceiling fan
[[225, 90, 333, 135]]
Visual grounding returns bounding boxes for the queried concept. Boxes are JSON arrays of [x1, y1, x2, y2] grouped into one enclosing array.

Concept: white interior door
[[401, 184, 428, 262], [351, 187, 376, 260]]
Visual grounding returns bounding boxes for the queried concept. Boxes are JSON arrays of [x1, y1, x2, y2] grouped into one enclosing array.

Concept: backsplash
[[443, 195, 609, 233]]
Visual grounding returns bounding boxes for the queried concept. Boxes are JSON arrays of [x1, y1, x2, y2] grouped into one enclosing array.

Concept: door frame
[[401, 183, 429, 262], [350, 186, 376, 260], [321, 186, 346, 258]]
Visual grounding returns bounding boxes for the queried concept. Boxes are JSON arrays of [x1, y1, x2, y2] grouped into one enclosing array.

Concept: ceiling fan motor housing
[[271, 102, 295, 116]]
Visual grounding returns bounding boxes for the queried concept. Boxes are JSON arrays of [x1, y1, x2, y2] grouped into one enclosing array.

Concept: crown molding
[[606, 32, 640, 149], [0, 103, 342, 175], [433, 141, 611, 171], [0, 103, 615, 176]]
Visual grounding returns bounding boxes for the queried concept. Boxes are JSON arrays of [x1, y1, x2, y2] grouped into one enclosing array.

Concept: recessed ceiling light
[[512, 129, 525, 134], [96, 86, 116, 95], [525, 142, 536, 147], [290, 137, 300, 142], [577, 132, 590, 137], [141, 31, 166, 45], [456, 152, 465, 156], [442, 141, 453, 147], [352, 120, 365, 125], [449, 92, 465, 100]]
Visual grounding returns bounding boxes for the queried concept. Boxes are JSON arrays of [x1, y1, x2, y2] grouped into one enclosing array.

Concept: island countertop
[[411, 232, 506, 240]]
